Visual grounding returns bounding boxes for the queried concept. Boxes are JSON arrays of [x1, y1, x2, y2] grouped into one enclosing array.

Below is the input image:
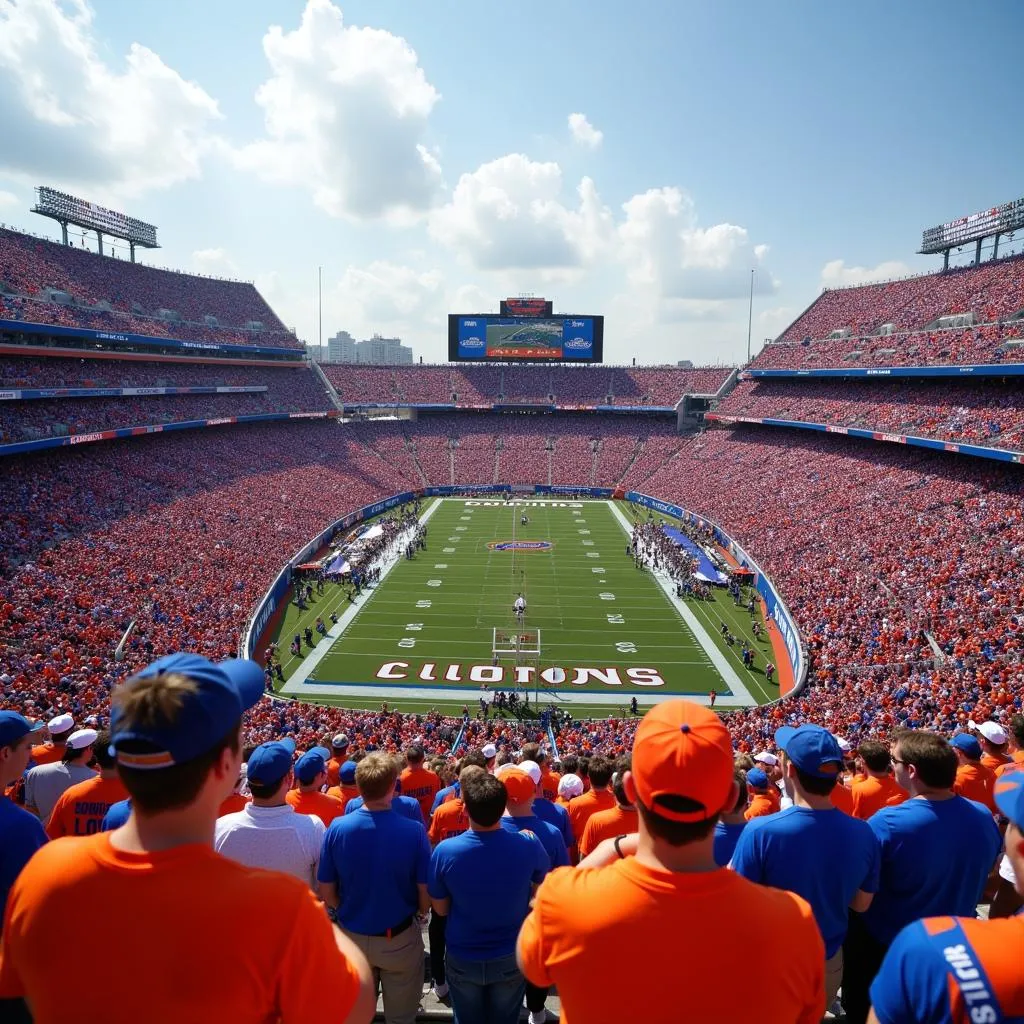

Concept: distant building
[[326, 331, 413, 364], [677, 359, 694, 368]]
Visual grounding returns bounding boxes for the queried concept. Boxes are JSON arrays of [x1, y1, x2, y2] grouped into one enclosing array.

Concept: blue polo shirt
[[100, 798, 132, 831], [318, 808, 430, 934], [713, 820, 746, 867], [0, 797, 47, 930], [861, 795, 1002, 945], [431, 783, 458, 815], [532, 797, 572, 849], [731, 805, 880, 958], [500, 814, 569, 868], [344, 793, 423, 823], [429, 828, 548, 960]]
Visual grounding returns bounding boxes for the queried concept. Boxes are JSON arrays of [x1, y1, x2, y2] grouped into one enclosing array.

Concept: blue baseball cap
[[295, 747, 330, 784], [247, 738, 297, 785], [774, 725, 844, 779], [110, 653, 265, 770], [951, 733, 982, 760], [0, 711, 44, 748], [746, 767, 769, 788], [339, 760, 357, 784], [994, 770, 1024, 828]]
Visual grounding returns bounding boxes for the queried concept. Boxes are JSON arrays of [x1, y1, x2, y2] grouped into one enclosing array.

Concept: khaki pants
[[825, 948, 843, 1007], [343, 924, 424, 1024]]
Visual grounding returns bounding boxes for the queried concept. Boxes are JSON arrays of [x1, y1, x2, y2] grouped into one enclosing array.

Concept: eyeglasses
[[891, 757, 907, 766]]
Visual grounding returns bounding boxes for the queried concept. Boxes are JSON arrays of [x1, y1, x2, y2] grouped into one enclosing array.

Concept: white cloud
[[0, 0, 221, 198], [0, 189, 18, 210], [820, 258, 913, 288], [335, 260, 444, 322], [429, 154, 614, 270], [234, 0, 443, 222], [568, 112, 603, 148], [192, 248, 240, 277], [617, 186, 777, 302]]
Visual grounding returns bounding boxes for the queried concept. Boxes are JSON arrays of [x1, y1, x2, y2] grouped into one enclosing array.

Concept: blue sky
[[0, 0, 1021, 364]]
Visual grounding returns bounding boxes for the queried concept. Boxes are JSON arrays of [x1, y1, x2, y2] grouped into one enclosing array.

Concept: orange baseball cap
[[632, 700, 734, 822], [501, 768, 538, 805]]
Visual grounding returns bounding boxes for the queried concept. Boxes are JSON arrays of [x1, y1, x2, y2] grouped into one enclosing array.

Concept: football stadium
[[1, 3, 1023, 1023]]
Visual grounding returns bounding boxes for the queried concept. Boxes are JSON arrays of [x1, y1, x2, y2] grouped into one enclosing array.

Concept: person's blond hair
[[356, 752, 398, 801]]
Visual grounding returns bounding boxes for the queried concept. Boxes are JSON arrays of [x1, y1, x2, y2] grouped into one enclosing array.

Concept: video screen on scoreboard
[[448, 314, 604, 362], [500, 298, 553, 317]]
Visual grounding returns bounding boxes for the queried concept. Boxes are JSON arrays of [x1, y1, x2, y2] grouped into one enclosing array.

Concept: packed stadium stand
[[0, 227, 301, 349]]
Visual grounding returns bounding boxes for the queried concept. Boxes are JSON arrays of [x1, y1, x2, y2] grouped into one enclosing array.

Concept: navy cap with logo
[[0, 711, 44, 748], [951, 733, 983, 760], [774, 724, 844, 779], [247, 738, 297, 786], [339, 760, 358, 784], [110, 653, 265, 770], [295, 747, 330, 784]]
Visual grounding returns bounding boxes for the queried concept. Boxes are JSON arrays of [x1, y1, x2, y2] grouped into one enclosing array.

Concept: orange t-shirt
[[830, 782, 854, 816], [953, 762, 997, 812], [29, 743, 64, 767], [745, 792, 776, 820], [541, 770, 561, 803], [849, 775, 907, 820], [0, 833, 362, 1023], [995, 755, 1024, 778], [579, 805, 639, 858], [567, 789, 615, 848], [326, 784, 360, 811], [518, 858, 825, 1024], [981, 752, 1011, 772], [285, 789, 344, 827], [218, 792, 249, 818], [399, 766, 441, 822], [326, 757, 344, 788], [428, 798, 469, 845], [45, 775, 128, 839]]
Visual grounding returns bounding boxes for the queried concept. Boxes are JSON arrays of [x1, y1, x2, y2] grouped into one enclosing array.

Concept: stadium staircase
[[546, 444, 554, 485], [311, 361, 345, 412], [493, 440, 501, 484], [406, 439, 428, 487], [589, 442, 600, 486], [447, 444, 455, 485], [615, 438, 644, 486]]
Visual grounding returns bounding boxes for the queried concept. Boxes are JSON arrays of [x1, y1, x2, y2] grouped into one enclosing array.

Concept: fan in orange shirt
[[521, 742, 560, 802], [428, 766, 481, 845], [556, 773, 583, 809], [972, 719, 1013, 771], [45, 731, 128, 839], [517, 700, 826, 1024], [951, 734, 997, 812], [579, 756, 638, 859], [327, 760, 361, 811], [744, 768, 776, 819], [399, 744, 441, 823], [567, 756, 616, 859], [29, 713, 75, 767], [994, 714, 1024, 778], [286, 749, 344, 826], [849, 741, 907, 820], [325, 734, 350, 787], [0, 652, 374, 1024]]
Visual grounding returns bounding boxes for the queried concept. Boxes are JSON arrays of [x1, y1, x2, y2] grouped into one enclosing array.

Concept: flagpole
[[747, 268, 755, 364]]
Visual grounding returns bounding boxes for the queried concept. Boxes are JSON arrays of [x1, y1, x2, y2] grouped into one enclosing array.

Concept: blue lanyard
[[921, 918, 1005, 1024]]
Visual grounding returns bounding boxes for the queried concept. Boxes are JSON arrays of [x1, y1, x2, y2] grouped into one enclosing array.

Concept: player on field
[[513, 594, 526, 624]]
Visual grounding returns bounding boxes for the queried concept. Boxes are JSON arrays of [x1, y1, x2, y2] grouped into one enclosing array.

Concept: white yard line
[[282, 498, 443, 691], [605, 500, 755, 704]]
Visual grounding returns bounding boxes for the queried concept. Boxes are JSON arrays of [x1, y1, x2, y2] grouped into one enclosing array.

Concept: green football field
[[271, 498, 779, 717]]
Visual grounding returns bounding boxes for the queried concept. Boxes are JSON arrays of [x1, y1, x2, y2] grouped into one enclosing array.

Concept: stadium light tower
[[746, 268, 756, 363]]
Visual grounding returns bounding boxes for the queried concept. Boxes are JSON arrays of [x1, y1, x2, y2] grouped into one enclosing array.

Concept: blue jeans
[[444, 951, 525, 1024]]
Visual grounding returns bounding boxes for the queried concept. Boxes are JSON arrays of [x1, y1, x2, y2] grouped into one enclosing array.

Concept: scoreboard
[[448, 314, 604, 362]]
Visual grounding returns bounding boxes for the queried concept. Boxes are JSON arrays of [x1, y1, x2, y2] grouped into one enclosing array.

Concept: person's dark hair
[[636, 796, 718, 846], [858, 740, 891, 774], [242, 744, 259, 763], [588, 755, 614, 789], [792, 765, 839, 796], [495, 751, 513, 768], [611, 755, 632, 807], [521, 742, 542, 765], [461, 770, 507, 828], [895, 731, 957, 790], [92, 731, 116, 771], [460, 750, 487, 771], [112, 672, 241, 814], [405, 744, 424, 764], [560, 754, 579, 775], [730, 769, 748, 813], [248, 773, 289, 800], [1009, 714, 1024, 747], [577, 757, 590, 781]]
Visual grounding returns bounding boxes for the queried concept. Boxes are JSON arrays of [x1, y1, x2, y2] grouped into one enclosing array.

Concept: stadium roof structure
[[31, 186, 159, 263]]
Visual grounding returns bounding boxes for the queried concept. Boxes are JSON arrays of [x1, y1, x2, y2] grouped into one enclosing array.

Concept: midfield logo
[[486, 540, 553, 551]]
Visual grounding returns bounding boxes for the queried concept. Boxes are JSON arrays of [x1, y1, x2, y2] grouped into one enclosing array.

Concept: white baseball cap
[[969, 720, 1008, 744], [558, 773, 584, 799], [753, 752, 778, 766], [482, 743, 497, 759], [67, 728, 99, 750], [833, 736, 852, 752], [47, 713, 74, 735], [517, 759, 542, 785]]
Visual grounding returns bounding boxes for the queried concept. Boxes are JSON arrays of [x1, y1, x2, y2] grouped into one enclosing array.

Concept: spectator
[[518, 758, 572, 851], [850, 741, 907, 820], [578, 755, 638, 858], [24, 728, 97, 823], [100, 798, 132, 832], [972, 720, 1013, 771], [428, 771, 548, 1024], [997, 715, 1024, 773], [556, 773, 583, 807], [732, 724, 880, 1010], [566, 754, 615, 857], [45, 729, 127, 838], [841, 730, 1004, 1024], [344, 784, 424, 823], [0, 712, 47, 929], [517, 700, 826, 1022], [318, 753, 431, 1024], [744, 767, 776, 819], [867, 770, 1024, 1023], [214, 738, 325, 888], [218, 765, 249, 817], [29, 713, 75, 767], [950, 733, 997, 812], [0, 653, 374, 1023], [326, 759, 360, 810], [326, 734, 350, 787], [286, 748, 344, 827], [713, 768, 748, 866], [399, 743, 441, 824]]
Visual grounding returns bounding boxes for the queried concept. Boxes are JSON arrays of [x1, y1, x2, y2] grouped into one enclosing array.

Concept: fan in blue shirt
[[344, 792, 423, 823], [713, 769, 748, 866]]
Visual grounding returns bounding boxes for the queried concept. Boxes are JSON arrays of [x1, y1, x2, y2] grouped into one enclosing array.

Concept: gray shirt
[[214, 804, 325, 889], [26, 762, 96, 823]]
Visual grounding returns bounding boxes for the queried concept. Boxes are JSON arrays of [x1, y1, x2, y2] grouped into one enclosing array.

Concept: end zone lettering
[[375, 662, 665, 687]]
